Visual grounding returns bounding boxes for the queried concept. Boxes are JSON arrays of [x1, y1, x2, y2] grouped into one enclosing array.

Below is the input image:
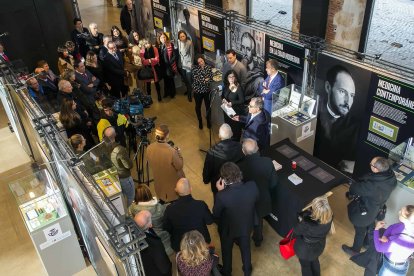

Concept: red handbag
[[279, 229, 296, 260]]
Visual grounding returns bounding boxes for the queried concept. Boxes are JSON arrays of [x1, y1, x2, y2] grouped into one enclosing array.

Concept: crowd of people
[[8, 1, 414, 275]]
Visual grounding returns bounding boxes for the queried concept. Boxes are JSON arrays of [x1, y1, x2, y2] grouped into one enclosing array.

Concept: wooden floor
[[0, 0, 412, 275]]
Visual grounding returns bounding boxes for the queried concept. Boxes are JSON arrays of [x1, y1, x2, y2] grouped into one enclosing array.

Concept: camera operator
[[103, 126, 135, 207], [342, 156, 397, 256], [146, 125, 185, 204], [97, 98, 129, 147]]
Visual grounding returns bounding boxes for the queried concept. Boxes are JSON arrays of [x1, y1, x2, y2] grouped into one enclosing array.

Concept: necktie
[[113, 54, 119, 61]]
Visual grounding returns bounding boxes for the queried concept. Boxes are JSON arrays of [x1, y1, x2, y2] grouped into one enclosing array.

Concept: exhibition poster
[[230, 22, 266, 100], [151, 0, 171, 31], [354, 74, 414, 178], [313, 53, 372, 176], [264, 35, 306, 86], [139, 0, 155, 39], [175, 3, 202, 55], [197, 10, 225, 65], [204, 0, 223, 8]]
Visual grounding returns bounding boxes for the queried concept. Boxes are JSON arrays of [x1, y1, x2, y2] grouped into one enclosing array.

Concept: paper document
[[221, 103, 236, 118]]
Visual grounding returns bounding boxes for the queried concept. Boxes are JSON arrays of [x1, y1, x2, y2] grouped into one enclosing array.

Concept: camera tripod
[[133, 135, 152, 185]]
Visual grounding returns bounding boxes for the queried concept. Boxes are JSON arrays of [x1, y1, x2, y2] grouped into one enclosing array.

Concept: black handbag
[[137, 66, 154, 80]]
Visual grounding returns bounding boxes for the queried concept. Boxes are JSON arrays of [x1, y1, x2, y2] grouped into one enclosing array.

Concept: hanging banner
[[204, 0, 223, 8], [264, 35, 305, 86], [139, 0, 155, 39], [230, 23, 266, 99], [313, 53, 372, 176], [151, 0, 171, 31], [353, 75, 414, 178], [175, 4, 202, 55], [198, 10, 225, 64]]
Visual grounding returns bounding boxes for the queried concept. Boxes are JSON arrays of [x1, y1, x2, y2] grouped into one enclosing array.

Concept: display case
[[270, 84, 317, 154], [9, 169, 86, 276], [385, 138, 414, 224], [80, 142, 125, 215]]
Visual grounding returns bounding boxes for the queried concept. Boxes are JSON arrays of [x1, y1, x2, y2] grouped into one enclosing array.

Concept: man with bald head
[[134, 211, 172, 276], [237, 138, 278, 247], [203, 123, 244, 197], [163, 178, 213, 252]]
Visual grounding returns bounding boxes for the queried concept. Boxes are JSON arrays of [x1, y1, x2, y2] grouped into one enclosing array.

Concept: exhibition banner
[[204, 0, 223, 8], [354, 74, 414, 177], [230, 23, 266, 99], [151, 0, 171, 31], [264, 35, 306, 86], [197, 10, 225, 64], [313, 53, 372, 176], [140, 0, 155, 39], [175, 3, 202, 55]]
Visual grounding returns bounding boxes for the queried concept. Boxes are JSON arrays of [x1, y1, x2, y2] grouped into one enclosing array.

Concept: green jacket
[[110, 144, 132, 178]]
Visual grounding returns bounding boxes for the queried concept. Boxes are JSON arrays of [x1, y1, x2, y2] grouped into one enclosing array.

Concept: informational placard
[[264, 35, 305, 86], [354, 75, 414, 177], [40, 223, 72, 250], [313, 53, 371, 176], [175, 4, 202, 55], [151, 0, 171, 31], [230, 23, 266, 99], [198, 10, 225, 64]]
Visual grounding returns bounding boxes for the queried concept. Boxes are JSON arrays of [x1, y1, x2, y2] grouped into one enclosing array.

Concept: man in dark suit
[[203, 123, 244, 197], [233, 97, 270, 152], [74, 60, 99, 103], [103, 41, 127, 98], [259, 59, 285, 114], [213, 162, 259, 276], [237, 138, 278, 247], [163, 178, 213, 252], [134, 210, 172, 276]]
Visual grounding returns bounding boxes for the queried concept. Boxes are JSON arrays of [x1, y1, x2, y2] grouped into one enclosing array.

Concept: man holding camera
[[342, 156, 397, 256], [147, 125, 185, 203]]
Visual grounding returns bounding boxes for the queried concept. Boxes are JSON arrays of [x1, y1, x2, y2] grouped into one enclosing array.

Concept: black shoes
[[342, 244, 358, 257], [188, 97, 192, 102], [198, 122, 203, 129]]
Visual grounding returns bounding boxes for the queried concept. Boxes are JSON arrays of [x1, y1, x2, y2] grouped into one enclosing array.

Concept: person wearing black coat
[[342, 156, 397, 256], [213, 162, 259, 276], [134, 210, 172, 276], [202, 123, 244, 196], [293, 196, 334, 276], [120, 0, 139, 36], [103, 41, 128, 98], [237, 138, 278, 247], [158, 32, 178, 98], [163, 178, 213, 252]]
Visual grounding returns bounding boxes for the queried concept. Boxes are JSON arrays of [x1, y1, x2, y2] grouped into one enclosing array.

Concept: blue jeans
[[120, 176, 135, 207], [379, 255, 409, 276]]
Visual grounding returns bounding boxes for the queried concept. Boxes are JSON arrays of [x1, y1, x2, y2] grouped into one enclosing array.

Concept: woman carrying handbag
[[158, 32, 178, 99], [293, 196, 335, 276], [140, 38, 162, 102]]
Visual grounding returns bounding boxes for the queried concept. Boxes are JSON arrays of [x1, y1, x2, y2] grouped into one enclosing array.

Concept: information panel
[[198, 10, 225, 64], [151, 0, 171, 31]]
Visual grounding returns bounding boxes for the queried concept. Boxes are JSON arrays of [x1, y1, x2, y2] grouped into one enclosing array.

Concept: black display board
[[354, 75, 414, 177], [204, 0, 223, 8], [197, 10, 225, 64], [151, 0, 171, 31], [264, 35, 306, 86]]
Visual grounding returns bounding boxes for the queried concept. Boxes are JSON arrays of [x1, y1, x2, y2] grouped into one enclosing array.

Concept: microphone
[[0, 32, 9, 37]]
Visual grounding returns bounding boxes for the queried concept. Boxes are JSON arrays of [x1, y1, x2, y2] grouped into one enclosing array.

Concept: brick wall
[[325, 0, 367, 51]]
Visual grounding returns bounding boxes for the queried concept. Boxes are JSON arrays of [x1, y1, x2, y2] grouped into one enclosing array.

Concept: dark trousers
[[298, 258, 321, 276], [221, 235, 252, 276], [146, 81, 161, 98], [352, 223, 374, 252], [179, 68, 192, 99], [252, 218, 263, 244], [163, 75, 176, 98], [194, 92, 211, 127]]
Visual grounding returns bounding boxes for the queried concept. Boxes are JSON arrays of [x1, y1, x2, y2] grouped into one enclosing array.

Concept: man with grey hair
[[342, 156, 397, 257], [99, 35, 113, 61], [233, 97, 270, 152], [237, 138, 278, 247], [203, 124, 243, 196], [163, 178, 213, 252], [134, 211, 172, 276], [104, 126, 135, 207], [85, 22, 103, 54]]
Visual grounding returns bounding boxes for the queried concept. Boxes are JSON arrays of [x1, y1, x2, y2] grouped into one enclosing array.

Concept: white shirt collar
[[326, 103, 340, 119]]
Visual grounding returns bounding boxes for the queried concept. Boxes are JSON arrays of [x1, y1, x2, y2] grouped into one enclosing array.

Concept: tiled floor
[[1, 0, 411, 275]]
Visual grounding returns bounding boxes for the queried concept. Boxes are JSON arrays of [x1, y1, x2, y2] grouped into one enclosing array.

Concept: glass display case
[[388, 138, 414, 189], [9, 169, 67, 232]]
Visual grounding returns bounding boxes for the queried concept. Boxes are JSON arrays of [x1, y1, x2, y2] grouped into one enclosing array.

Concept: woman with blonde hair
[[69, 134, 86, 155], [293, 196, 334, 276], [128, 185, 173, 255], [177, 230, 214, 276], [374, 205, 414, 275]]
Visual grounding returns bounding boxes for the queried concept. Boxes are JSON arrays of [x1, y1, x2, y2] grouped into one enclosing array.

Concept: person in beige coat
[[146, 125, 185, 203]]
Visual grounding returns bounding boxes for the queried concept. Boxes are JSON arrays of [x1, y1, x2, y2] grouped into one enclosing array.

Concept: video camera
[[134, 116, 156, 137]]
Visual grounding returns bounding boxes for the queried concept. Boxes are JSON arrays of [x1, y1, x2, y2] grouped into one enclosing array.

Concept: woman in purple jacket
[[374, 205, 414, 276]]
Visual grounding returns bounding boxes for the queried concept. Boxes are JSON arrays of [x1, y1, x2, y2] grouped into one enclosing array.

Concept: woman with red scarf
[[158, 32, 177, 99]]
